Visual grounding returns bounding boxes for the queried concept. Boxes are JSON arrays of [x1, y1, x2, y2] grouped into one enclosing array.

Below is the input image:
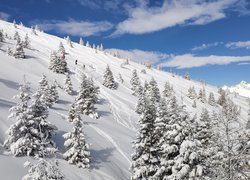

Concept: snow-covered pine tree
[[63, 114, 90, 168], [63, 73, 73, 95], [48, 51, 58, 71], [31, 26, 37, 35], [208, 92, 216, 106], [13, 41, 25, 59], [135, 86, 146, 114], [217, 88, 227, 106], [86, 41, 90, 47], [103, 65, 117, 89], [217, 99, 242, 179], [13, 19, 17, 28], [79, 37, 84, 45], [4, 78, 31, 156], [13, 31, 21, 43], [100, 43, 104, 51], [23, 33, 30, 49], [187, 86, 197, 99], [92, 43, 96, 49], [162, 81, 174, 98], [75, 73, 99, 118], [198, 87, 206, 103], [66, 36, 73, 47], [131, 96, 159, 179], [96, 45, 100, 51], [23, 159, 64, 180], [26, 92, 57, 157], [58, 42, 65, 57], [67, 103, 76, 122], [153, 95, 190, 179], [0, 29, 4, 42], [118, 73, 124, 83], [49, 80, 59, 103], [56, 43, 68, 74], [148, 77, 161, 104], [193, 108, 221, 179], [130, 69, 141, 96], [233, 115, 250, 180]]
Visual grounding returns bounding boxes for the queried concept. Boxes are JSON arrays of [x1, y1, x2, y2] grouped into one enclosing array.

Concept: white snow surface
[[223, 81, 250, 99], [0, 20, 249, 179]]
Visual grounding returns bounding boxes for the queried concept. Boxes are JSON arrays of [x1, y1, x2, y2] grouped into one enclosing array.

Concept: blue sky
[[0, 0, 250, 86]]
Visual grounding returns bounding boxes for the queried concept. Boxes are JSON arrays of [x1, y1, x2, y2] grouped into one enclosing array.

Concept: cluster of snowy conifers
[[130, 69, 250, 179]]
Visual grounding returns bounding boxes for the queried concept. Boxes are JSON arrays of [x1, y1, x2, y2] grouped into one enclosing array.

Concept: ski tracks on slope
[[89, 124, 131, 164]]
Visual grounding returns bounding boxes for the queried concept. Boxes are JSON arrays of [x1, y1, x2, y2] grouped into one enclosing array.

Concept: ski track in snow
[[89, 124, 131, 164]]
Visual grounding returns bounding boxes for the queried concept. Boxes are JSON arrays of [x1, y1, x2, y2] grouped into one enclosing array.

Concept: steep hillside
[[0, 20, 248, 180]]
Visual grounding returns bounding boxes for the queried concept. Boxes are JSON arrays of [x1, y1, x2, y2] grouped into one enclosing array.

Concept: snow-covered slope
[[0, 20, 249, 180], [223, 81, 250, 99]]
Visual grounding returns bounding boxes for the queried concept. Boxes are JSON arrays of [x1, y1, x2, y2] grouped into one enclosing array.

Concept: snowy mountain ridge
[[223, 81, 250, 98], [0, 19, 249, 179]]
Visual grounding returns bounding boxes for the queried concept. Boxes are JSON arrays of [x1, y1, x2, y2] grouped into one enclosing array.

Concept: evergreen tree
[[208, 92, 216, 106], [130, 69, 141, 96], [13, 41, 25, 59], [63, 73, 73, 95], [100, 43, 104, 51], [193, 108, 221, 179], [31, 26, 37, 35], [37, 75, 53, 108], [48, 51, 58, 71], [58, 42, 65, 57], [187, 86, 197, 99], [27, 93, 57, 157], [50, 80, 59, 103], [153, 96, 191, 179], [5, 86, 57, 157], [13, 31, 20, 43], [13, 19, 17, 28], [4, 79, 31, 156], [148, 77, 161, 104], [0, 29, 5, 42], [23, 33, 30, 49], [92, 43, 96, 49], [234, 116, 250, 180], [67, 103, 76, 122], [131, 97, 159, 179], [217, 99, 242, 179], [79, 37, 84, 45], [66, 36, 73, 47], [103, 65, 117, 89], [75, 73, 99, 118], [52, 43, 68, 74], [198, 88, 206, 103], [63, 114, 90, 168], [217, 88, 227, 106], [135, 87, 146, 114], [86, 41, 90, 47], [23, 159, 64, 180], [162, 81, 174, 98]]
